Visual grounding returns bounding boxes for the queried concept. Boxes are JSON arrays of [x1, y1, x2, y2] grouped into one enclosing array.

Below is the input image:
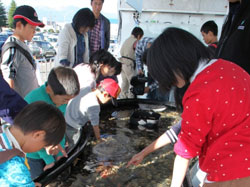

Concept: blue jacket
[[0, 125, 34, 187], [0, 76, 27, 124]]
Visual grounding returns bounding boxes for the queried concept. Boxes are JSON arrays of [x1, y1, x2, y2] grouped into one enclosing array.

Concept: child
[[65, 78, 120, 147], [54, 8, 95, 67], [74, 49, 122, 89], [0, 101, 66, 186], [92, 49, 122, 85], [200, 20, 218, 56], [24, 66, 80, 179], [1, 5, 44, 98], [147, 27, 250, 186]]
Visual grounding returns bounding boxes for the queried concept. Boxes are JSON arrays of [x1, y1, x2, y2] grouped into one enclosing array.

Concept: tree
[[8, 0, 16, 29], [0, 0, 7, 28], [48, 29, 55, 33]]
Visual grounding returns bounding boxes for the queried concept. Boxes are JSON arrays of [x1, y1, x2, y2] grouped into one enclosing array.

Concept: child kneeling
[[0, 101, 66, 186]]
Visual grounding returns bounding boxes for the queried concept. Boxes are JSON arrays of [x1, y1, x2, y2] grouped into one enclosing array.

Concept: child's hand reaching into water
[[127, 151, 145, 167], [45, 144, 68, 158], [43, 162, 55, 171]]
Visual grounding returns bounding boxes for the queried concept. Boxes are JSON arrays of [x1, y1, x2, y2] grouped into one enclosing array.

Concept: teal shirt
[[24, 83, 67, 115], [24, 83, 66, 164]]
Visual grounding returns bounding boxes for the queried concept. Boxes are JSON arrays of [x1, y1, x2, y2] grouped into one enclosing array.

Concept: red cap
[[13, 5, 45, 27], [99, 78, 120, 98]]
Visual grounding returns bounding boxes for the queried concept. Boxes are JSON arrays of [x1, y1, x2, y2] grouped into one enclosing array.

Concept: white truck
[[116, 0, 229, 103], [117, 0, 228, 45]]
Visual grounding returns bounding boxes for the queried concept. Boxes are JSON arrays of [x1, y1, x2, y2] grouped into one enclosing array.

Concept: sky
[[1, 0, 119, 23]]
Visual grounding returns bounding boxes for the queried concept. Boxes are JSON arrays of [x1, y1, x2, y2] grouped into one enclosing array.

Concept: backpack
[[1, 41, 34, 67]]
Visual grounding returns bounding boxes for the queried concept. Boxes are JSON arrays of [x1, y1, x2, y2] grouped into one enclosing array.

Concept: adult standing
[[135, 37, 169, 102], [135, 37, 154, 75], [216, 0, 250, 74], [89, 0, 110, 55], [54, 8, 95, 68], [120, 27, 144, 99]]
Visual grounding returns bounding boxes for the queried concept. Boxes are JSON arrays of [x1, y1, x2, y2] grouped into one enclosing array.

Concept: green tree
[[0, 0, 8, 28], [8, 0, 16, 28], [48, 29, 54, 33]]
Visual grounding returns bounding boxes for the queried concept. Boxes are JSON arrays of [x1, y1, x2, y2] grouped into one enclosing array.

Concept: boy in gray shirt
[[65, 78, 120, 146], [1, 5, 44, 98]]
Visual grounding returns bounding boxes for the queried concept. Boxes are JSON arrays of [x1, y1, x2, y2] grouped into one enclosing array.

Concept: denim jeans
[[27, 157, 45, 180], [147, 88, 169, 103]]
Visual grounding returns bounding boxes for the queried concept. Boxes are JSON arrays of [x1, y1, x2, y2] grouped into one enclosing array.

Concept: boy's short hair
[[13, 18, 28, 28], [48, 66, 80, 96], [89, 49, 122, 75], [131, 27, 144, 38], [200, 20, 218, 36], [13, 101, 66, 146], [13, 5, 44, 28], [72, 8, 95, 31], [91, 0, 104, 3]]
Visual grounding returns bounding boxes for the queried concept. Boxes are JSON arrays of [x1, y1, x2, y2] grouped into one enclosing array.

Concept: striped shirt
[[135, 37, 154, 72], [0, 125, 24, 164], [0, 125, 34, 187]]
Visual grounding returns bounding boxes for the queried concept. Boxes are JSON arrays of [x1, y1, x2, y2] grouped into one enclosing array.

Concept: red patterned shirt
[[174, 59, 250, 182]]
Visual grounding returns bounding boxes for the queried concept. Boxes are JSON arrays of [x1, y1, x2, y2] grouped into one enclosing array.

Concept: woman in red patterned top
[[147, 27, 250, 187]]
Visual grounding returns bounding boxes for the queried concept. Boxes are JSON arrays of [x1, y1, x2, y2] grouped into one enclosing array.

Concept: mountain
[[35, 6, 118, 23]]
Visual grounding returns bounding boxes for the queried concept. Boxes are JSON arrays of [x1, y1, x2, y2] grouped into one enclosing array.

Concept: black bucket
[[129, 110, 161, 130]]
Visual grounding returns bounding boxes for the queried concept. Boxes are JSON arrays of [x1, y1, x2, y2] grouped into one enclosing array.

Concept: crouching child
[[65, 78, 120, 148], [24, 66, 80, 179], [0, 101, 66, 186]]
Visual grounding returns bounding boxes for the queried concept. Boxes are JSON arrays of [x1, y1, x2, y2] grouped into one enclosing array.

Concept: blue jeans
[[147, 88, 169, 102], [27, 157, 45, 180]]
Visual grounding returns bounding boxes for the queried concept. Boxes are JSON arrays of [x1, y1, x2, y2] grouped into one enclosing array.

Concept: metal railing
[[36, 57, 54, 85]]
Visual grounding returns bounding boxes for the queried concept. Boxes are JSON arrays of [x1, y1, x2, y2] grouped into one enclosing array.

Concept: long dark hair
[[147, 27, 211, 109], [72, 8, 95, 32]]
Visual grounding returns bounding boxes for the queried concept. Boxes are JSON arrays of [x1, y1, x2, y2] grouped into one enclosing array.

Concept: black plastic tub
[[34, 125, 91, 186]]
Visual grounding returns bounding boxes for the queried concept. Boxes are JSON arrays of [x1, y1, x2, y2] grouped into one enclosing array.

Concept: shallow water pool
[[46, 101, 181, 187]]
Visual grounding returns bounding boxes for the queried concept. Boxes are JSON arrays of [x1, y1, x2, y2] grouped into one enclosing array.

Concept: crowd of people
[[0, 0, 250, 186]]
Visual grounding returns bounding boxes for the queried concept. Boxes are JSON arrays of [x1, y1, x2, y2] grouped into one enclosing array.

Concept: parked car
[[32, 41, 57, 60], [0, 34, 9, 58], [47, 36, 58, 52], [27, 41, 43, 59]]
